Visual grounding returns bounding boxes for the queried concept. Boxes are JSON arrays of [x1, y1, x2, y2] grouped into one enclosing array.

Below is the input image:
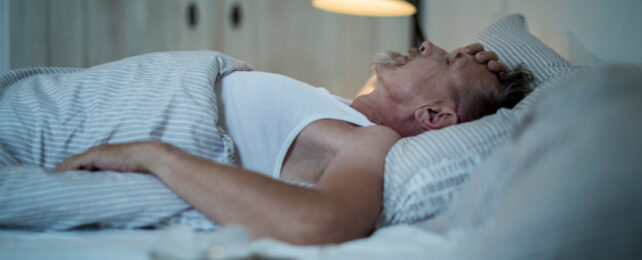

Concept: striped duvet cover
[[0, 51, 251, 230]]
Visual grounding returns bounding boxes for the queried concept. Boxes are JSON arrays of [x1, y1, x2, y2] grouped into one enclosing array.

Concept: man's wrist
[[141, 141, 174, 177]]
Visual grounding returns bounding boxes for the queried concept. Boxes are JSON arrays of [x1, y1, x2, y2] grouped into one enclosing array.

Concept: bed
[[1, 14, 641, 259]]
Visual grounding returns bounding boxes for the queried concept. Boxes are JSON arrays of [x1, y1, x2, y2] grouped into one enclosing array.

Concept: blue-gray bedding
[[0, 51, 252, 230]]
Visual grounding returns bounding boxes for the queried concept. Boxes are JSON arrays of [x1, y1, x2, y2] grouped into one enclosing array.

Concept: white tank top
[[216, 71, 374, 179]]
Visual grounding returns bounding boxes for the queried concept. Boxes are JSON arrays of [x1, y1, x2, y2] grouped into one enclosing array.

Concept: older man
[[54, 41, 532, 245]]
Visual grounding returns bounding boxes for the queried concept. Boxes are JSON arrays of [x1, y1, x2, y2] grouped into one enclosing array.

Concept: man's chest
[[279, 130, 333, 184], [279, 119, 353, 184]]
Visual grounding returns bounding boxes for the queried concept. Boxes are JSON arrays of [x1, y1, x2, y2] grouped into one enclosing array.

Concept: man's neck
[[350, 94, 387, 126], [350, 93, 424, 137]]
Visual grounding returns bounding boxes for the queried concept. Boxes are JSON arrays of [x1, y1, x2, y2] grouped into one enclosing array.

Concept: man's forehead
[[448, 49, 494, 75], [451, 52, 472, 69], [451, 53, 485, 76], [451, 58, 501, 90]]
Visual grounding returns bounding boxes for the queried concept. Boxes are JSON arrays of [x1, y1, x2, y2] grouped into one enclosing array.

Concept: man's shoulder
[[352, 124, 401, 144], [349, 125, 401, 156]]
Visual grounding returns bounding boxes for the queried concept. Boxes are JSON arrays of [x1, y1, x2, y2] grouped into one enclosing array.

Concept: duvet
[[0, 51, 251, 230]]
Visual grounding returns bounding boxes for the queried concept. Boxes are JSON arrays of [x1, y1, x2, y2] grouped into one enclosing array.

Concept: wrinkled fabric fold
[[0, 51, 251, 231]]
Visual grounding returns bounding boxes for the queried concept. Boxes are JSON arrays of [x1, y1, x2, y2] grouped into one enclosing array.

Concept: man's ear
[[414, 105, 459, 131]]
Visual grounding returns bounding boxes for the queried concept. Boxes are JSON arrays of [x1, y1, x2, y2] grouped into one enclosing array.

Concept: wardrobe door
[[177, 0, 225, 51], [221, 0, 411, 98], [9, 0, 48, 69], [49, 0, 86, 67]]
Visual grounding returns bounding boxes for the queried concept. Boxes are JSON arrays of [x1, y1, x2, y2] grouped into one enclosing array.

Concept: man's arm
[[151, 145, 338, 244], [55, 124, 400, 245]]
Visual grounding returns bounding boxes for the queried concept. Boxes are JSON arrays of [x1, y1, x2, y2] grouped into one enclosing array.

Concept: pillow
[[377, 14, 576, 227], [474, 14, 575, 89], [378, 84, 545, 227], [433, 65, 642, 258]]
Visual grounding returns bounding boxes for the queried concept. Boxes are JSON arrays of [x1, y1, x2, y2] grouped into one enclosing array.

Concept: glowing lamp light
[[312, 0, 416, 17]]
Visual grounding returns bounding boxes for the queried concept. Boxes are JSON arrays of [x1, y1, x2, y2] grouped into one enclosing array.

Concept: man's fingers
[[463, 43, 484, 54], [54, 158, 77, 172], [54, 153, 93, 172], [460, 43, 508, 77], [475, 51, 499, 63], [54, 160, 73, 172], [487, 60, 508, 74]]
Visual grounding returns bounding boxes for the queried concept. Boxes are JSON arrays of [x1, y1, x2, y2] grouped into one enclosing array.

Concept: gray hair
[[498, 64, 534, 109]]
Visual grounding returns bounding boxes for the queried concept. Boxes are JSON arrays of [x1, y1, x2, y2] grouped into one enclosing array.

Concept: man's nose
[[418, 41, 433, 56], [418, 40, 447, 57]]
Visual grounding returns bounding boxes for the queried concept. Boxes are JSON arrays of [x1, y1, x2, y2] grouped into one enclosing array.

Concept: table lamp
[[312, 0, 425, 45]]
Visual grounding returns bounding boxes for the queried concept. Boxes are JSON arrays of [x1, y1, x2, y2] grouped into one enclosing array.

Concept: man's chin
[[371, 51, 405, 70]]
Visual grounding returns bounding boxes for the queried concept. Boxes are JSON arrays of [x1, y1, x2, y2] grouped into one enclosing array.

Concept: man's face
[[370, 41, 501, 107]]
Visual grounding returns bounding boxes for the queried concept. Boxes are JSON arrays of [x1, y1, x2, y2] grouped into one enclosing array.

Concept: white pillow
[[378, 14, 576, 227]]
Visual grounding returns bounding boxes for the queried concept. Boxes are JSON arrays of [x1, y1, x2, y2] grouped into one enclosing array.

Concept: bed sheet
[[0, 229, 160, 260], [0, 225, 452, 260]]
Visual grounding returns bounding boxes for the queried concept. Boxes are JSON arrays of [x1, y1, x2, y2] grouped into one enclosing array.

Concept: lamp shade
[[312, 0, 416, 17]]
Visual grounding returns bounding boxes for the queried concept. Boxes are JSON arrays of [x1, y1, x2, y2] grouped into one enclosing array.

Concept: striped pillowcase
[[378, 14, 576, 227], [474, 14, 575, 89]]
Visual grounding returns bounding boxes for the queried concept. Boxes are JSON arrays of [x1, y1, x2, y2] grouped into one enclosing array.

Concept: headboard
[[420, 0, 642, 65]]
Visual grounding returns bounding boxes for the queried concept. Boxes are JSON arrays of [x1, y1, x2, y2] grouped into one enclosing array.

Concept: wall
[[421, 0, 642, 65], [5, 0, 226, 69], [222, 0, 411, 98], [0, 0, 8, 73], [4, 0, 411, 98]]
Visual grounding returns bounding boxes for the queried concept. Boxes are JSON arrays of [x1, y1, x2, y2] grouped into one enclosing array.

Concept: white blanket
[[0, 51, 252, 230]]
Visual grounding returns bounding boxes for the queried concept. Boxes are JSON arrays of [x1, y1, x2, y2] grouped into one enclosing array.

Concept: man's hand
[[457, 43, 508, 79], [54, 141, 161, 173]]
